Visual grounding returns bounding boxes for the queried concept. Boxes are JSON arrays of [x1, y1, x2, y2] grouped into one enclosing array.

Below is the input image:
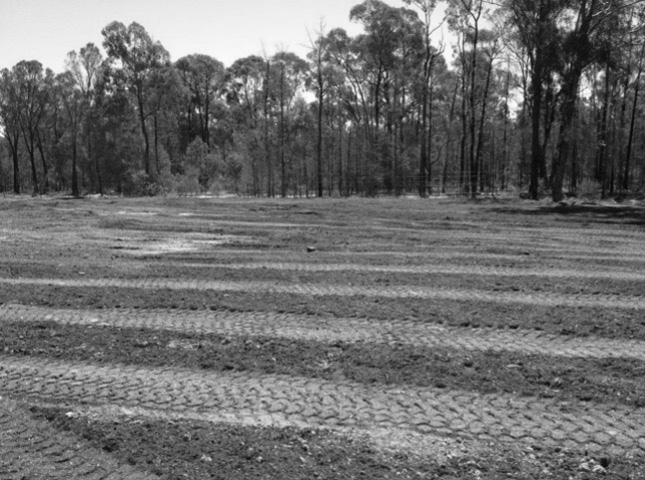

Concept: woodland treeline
[[1, 0, 645, 200]]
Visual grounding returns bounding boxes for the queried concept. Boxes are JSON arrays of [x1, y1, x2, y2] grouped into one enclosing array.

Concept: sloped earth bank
[[1, 196, 645, 479]]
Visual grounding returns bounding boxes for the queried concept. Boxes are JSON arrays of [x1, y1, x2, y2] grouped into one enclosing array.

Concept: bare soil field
[[0, 195, 644, 479]]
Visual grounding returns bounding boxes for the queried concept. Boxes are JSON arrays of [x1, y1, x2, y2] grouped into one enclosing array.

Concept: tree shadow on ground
[[491, 202, 645, 227]]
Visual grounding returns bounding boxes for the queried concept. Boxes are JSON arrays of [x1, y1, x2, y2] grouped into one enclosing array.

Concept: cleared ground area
[[0, 195, 644, 479]]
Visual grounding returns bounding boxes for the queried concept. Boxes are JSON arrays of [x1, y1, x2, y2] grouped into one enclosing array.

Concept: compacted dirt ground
[[1, 195, 645, 479]]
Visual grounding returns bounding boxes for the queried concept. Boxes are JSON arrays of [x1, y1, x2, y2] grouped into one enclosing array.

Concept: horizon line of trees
[[2, 0, 645, 201]]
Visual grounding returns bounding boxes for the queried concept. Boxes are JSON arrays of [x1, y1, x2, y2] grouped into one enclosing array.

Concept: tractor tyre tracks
[[1, 356, 644, 456], [2, 304, 645, 361], [2, 264, 645, 476], [1, 276, 644, 310], [0, 397, 157, 480]]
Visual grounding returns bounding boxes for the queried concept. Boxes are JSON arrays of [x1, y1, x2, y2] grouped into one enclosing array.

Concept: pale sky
[[0, 0, 413, 72]]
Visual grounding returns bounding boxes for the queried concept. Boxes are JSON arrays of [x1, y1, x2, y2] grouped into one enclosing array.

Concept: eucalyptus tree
[[403, 0, 444, 196], [146, 64, 185, 178], [590, 3, 645, 194], [175, 54, 226, 148], [623, 26, 645, 191], [102, 21, 171, 176], [503, 0, 568, 199], [270, 51, 309, 197], [547, 0, 643, 201], [311, 53, 348, 195], [323, 27, 373, 191], [447, 0, 490, 197], [227, 55, 270, 195], [66, 43, 104, 193], [349, 0, 427, 194], [67, 44, 103, 98], [473, 29, 502, 192], [227, 55, 267, 135], [429, 64, 461, 193], [308, 26, 332, 197], [506, 0, 645, 200], [288, 96, 315, 196], [55, 71, 84, 195], [0, 68, 22, 193], [350, 0, 396, 132], [12, 61, 54, 194]]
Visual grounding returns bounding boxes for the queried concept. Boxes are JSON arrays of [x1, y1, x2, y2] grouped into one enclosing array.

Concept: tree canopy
[[1, 1, 645, 200]]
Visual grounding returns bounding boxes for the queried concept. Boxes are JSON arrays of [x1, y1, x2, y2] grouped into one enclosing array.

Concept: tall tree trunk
[[204, 92, 210, 147], [154, 114, 160, 175], [475, 57, 493, 193], [4, 130, 21, 194], [529, 62, 544, 199], [468, 25, 480, 199], [68, 109, 79, 197], [427, 82, 434, 196], [552, 69, 582, 202], [264, 60, 272, 197], [374, 66, 383, 132], [279, 62, 286, 198], [418, 82, 428, 197], [316, 53, 324, 198], [316, 93, 324, 197], [445, 78, 458, 194], [137, 90, 151, 176], [541, 84, 556, 181], [337, 108, 343, 196], [624, 45, 644, 191], [88, 113, 103, 196], [501, 66, 510, 191], [8, 133, 20, 194], [72, 128, 79, 197], [596, 64, 610, 197], [29, 149, 39, 194], [571, 133, 578, 192], [23, 132, 39, 195], [0, 149, 4, 194], [459, 67, 468, 193], [347, 130, 354, 196], [35, 130, 49, 192]]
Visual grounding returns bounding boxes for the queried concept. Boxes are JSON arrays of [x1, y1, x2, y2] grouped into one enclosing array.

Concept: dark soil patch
[[2, 285, 644, 340], [31, 405, 436, 480], [28, 405, 645, 480], [2, 262, 644, 298], [494, 204, 645, 227], [3, 321, 644, 408]]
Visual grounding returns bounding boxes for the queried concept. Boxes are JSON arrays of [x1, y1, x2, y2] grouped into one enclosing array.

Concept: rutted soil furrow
[[29, 404, 449, 480], [27, 403, 645, 480], [186, 261, 645, 281], [8, 258, 645, 290], [152, 248, 645, 268], [6, 260, 645, 299], [1, 276, 644, 310], [3, 304, 645, 361], [99, 218, 316, 232], [0, 397, 157, 480], [7, 248, 645, 279], [1, 356, 644, 455], [340, 245, 645, 261], [99, 216, 645, 242], [3, 283, 642, 339], [4, 316, 645, 409], [6, 226, 645, 264]]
